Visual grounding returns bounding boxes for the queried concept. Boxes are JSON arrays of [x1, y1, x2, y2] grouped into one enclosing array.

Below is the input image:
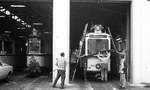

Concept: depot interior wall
[[131, 0, 150, 84]]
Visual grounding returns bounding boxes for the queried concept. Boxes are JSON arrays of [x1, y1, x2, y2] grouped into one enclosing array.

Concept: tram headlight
[[96, 64, 101, 69]]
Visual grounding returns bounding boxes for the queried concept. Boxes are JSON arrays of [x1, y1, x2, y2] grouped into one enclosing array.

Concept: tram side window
[[0, 40, 2, 54], [41, 40, 51, 54], [4, 41, 13, 54]]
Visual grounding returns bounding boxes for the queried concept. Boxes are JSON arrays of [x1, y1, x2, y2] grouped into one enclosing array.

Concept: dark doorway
[[70, 1, 131, 81], [0, 0, 53, 78]]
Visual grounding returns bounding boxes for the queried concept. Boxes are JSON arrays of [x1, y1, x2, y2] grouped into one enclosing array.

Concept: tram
[[0, 34, 26, 68], [80, 24, 111, 81], [26, 29, 52, 69]]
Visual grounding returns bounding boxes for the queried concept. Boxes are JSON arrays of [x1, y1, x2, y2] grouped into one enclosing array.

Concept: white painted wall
[[140, 1, 150, 83], [132, 0, 150, 84], [53, 0, 70, 84]]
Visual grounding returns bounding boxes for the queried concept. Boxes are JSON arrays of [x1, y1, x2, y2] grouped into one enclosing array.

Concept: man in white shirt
[[96, 50, 110, 81], [52, 52, 66, 89]]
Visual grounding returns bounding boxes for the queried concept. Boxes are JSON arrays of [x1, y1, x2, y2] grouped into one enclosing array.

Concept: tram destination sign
[[89, 35, 107, 38]]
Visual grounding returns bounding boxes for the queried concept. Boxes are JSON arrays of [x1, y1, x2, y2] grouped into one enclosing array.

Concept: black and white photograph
[[0, 0, 150, 90]]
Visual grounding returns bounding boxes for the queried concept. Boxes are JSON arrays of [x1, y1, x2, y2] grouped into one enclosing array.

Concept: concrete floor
[[0, 71, 150, 90]]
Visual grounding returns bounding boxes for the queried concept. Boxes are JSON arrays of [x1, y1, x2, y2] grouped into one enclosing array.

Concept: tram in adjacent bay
[[26, 29, 52, 69]]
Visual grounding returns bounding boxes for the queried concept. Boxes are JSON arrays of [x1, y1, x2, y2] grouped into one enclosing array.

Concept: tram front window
[[28, 38, 41, 54], [87, 39, 109, 55]]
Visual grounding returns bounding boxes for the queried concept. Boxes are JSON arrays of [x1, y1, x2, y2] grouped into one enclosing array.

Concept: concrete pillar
[[131, 0, 144, 84], [140, 1, 150, 83], [131, 0, 150, 84], [53, 0, 70, 84]]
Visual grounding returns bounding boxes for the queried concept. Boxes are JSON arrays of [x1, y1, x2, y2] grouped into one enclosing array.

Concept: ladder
[[107, 27, 119, 53], [72, 23, 88, 81]]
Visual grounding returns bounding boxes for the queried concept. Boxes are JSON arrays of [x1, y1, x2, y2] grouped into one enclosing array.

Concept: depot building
[[0, 0, 149, 85], [55, 0, 150, 85]]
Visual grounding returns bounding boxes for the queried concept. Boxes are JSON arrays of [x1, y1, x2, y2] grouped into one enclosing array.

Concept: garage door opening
[[70, 1, 131, 81]]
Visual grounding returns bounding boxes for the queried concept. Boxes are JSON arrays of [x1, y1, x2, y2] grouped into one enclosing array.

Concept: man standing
[[52, 52, 66, 89], [118, 49, 127, 89], [97, 50, 110, 81]]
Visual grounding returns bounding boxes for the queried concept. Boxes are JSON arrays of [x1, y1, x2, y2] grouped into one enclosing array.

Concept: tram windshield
[[28, 38, 40, 54], [87, 39, 109, 55]]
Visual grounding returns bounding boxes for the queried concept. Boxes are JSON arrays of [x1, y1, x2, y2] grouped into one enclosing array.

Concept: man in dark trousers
[[118, 49, 127, 89], [52, 52, 66, 89]]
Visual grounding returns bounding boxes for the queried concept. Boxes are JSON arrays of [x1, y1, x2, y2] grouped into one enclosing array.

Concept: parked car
[[0, 61, 13, 80]]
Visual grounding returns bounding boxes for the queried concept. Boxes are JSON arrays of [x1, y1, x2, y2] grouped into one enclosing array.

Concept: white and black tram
[[79, 24, 111, 81]]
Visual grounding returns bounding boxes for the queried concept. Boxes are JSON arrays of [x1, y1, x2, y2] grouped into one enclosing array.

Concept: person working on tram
[[118, 49, 127, 89], [96, 49, 110, 81]]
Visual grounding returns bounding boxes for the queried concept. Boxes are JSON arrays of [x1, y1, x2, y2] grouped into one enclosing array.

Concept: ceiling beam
[[0, 0, 131, 3], [70, 0, 131, 3], [0, 0, 52, 2]]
